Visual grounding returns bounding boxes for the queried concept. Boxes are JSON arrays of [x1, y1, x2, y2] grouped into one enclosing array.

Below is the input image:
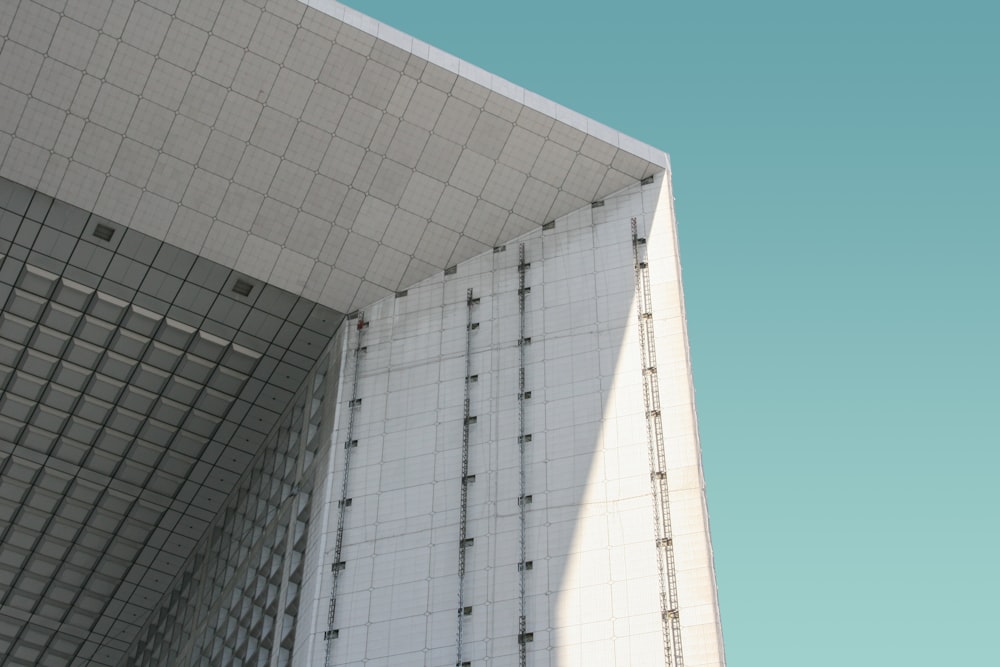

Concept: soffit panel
[[0, 0, 665, 315]]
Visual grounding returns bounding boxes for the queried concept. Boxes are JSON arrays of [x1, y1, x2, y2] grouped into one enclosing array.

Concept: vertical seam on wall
[[456, 286, 476, 665], [632, 213, 685, 667], [323, 313, 366, 666], [517, 242, 529, 666]]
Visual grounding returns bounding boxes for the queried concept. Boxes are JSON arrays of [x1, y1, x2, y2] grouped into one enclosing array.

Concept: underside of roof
[[0, 0, 666, 315]]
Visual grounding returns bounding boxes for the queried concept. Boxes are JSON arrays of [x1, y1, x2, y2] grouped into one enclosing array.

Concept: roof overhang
[[1, 0, 667, 315]]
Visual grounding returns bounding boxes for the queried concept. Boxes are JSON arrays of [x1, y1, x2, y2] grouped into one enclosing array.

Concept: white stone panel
[[304, 176, 722, 665]]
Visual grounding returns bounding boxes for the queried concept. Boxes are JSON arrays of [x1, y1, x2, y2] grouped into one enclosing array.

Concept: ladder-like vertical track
[[324, 315, 366, 667], [457, 288, 476, 666], [517, 243, 529, 667], [631, 218, 684, 667]]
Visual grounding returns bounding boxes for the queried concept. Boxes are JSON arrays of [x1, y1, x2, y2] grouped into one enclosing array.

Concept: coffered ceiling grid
[[0, 0, 664, 316], [0, 177, 341, 666]]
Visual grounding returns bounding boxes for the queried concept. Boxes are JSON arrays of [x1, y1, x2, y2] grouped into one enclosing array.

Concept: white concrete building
[[0, 1, 724, 665]]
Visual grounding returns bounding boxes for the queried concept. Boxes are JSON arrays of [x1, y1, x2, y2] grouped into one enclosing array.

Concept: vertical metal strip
[[517, 243, 529, 667], [323, 315, 366, 667], [457, 288, 475, 666], [632, 217, 685, 667]]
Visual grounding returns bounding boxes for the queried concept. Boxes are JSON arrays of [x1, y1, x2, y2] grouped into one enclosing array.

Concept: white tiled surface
[[309, 178, 724, 666], [0, 0, 665, 316], [0, 3, 719, 665]]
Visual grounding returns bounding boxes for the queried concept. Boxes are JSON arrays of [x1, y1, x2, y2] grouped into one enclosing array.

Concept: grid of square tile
[[125, 354, 331, 667], [310, 175, 724, 666], [0, 176, 341, 667], [0, 0, 664, 316]]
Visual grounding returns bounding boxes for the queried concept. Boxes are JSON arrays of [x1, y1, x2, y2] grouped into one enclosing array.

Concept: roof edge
[[305, 0, 669, 170]]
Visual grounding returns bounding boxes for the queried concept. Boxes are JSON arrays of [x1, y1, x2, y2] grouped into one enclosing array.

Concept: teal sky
[[348, 2, 999, 663]]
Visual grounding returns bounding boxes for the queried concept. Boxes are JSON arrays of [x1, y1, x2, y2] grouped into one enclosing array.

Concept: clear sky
[[348, 2, 999, 663]]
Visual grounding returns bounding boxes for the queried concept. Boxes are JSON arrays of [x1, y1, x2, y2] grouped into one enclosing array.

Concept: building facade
[[0, 1, 724, 665]]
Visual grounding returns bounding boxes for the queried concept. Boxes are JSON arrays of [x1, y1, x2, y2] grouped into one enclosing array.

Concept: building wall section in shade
[[124, 329, 342, 667]]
